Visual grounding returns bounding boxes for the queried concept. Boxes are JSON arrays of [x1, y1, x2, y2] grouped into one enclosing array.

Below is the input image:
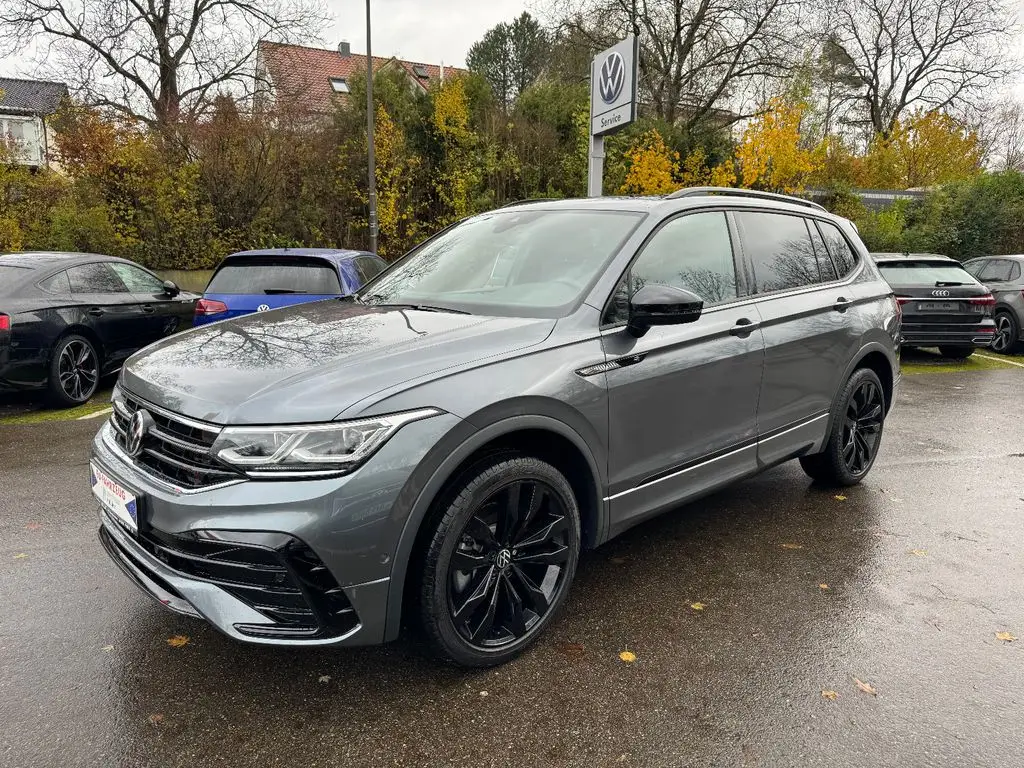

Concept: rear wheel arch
[[384, 414, 606, 642], [49, 324, 104, 370]]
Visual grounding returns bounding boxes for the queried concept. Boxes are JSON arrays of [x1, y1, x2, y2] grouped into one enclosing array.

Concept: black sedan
[[0, 252, 198, 406], [872, 252, 996, 359]]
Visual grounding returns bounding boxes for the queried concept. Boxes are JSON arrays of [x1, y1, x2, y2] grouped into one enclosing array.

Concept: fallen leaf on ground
[[996, 632, 1017, 643], [853, 678, 877, 696], [619, 650, 637, 663], [821, 689, 839, 700], [557, 642, 586, 657], [819, 584, 830, 590], [166, 635, 190, 648], [909, 549, 928, 556], [101, 645, 114, 652], [781, 543, 804, 550], [690, 602, 706, 611], [610, 556, 626, 564], [318, 674, 331, 683], [25, 522, 40, 530], [479, 690, 489, 697], [13, 553, 28, 559], [147, 714, 164, 725], [834, 494, 847, 501]]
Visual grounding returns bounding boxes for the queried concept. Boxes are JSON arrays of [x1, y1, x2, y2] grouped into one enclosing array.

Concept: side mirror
[[627, 284, 703, 337], [162, 280, 180, 297]]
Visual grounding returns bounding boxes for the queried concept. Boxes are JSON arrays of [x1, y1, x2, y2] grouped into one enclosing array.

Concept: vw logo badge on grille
[[599, 51, 625, 104], [257, 304, 271, 312], [126, 409, 154, 458], [932, 289, 951, 297]]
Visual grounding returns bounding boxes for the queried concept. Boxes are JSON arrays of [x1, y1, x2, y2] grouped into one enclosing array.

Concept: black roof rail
[[665, 186, 828, 213]]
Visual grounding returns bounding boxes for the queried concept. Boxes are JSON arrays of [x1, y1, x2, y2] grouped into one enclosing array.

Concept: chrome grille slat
[[111, 391, 241, 489]]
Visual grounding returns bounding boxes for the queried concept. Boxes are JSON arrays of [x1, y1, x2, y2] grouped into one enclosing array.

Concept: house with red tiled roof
[[257, 40, 465, 115]]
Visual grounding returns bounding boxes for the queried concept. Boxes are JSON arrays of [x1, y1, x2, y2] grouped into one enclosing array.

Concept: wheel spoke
[[452, 565, 496, 623], [516, 513, 568, 548], [514, 542, 569, 566], [467, 574, 502, 642], [497, 482, 523, 545], [76, 344, 90, 366], [59, 369, 77, 384], [503, 575, 528, 637], [510, 564, 549, 615], [451, 548, 489, 572]]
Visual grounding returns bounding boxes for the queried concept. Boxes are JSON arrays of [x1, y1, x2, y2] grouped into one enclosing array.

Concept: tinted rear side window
[[1012, 262, 1022, 281], [68, 263, 128, 294], [0, 265, 32, 293], [735, 212, 820, 293], [877, 261, 975, 287], [206, 257, 343, 295], [39, 270, 71, 294], [978, 259, 1013, 282], [817, 221, 859, 277]]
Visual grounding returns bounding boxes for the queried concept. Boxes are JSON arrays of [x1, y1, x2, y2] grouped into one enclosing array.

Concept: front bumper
[[91, 409, 461, 646]]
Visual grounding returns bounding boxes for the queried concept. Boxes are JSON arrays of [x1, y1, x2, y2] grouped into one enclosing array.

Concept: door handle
[[141, 304, 155, 313], [833, 297, 851, 312], [729, 317, 759, 337], [87, 307, 104, 317]]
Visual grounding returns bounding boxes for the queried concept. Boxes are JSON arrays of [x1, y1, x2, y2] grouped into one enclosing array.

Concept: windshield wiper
[[263, 288, 307, 294], [388, 303, 471, 315]]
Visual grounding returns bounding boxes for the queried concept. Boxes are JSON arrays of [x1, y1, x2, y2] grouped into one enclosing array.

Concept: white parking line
[[77, 407, 113, 420], [975, 353, 1024, 368]]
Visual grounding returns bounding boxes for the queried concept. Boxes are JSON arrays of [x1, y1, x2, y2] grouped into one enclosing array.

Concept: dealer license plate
[[90, 462, 138, 533]]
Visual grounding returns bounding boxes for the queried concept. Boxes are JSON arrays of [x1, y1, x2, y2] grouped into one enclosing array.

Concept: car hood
[[121, 300, 555, 424]]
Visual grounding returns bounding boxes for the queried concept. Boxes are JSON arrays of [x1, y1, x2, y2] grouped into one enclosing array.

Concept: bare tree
[[550, 0, 805, 129], [977, 98, 1024, 172], [0, 0, 328, 129], [828, 0, 1016, 138]]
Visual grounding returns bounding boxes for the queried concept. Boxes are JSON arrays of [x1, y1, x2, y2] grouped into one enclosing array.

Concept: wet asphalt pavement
[[1, 370, 1022, 768]]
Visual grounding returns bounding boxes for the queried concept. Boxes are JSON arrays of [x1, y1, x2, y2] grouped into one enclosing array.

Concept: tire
[[417, 455, 581, 667], [991, 311, 1021, 355], [799, 367, 886, 487], [47, 334, 100, 407], [938, 345, 975, 360]]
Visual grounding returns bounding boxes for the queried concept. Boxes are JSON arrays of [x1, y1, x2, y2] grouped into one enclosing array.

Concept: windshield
[[878, 261, 976, 287], [207, 257, 342, 295], [360, 209, 644, 317]]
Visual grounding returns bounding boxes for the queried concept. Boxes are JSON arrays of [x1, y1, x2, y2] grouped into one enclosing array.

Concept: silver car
[[963, 255, 1024, 354], [90, 188, 900, 667]]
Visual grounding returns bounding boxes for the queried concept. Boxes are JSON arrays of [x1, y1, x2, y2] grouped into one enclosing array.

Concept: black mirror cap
[[162, 280, 180, 297], [627, 284, 704, 337]]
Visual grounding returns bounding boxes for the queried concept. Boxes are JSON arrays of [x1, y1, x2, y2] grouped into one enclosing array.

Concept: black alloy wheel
[[840, 378, 884, 477], [992, 312, 1019, 354], [799, 367, 886, 487], [448, 478, 571, 647], [48, 335, 100, 407], [418, 455, 580, 667]]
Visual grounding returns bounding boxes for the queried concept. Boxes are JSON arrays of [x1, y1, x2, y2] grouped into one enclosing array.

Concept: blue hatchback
[[194, 248, 386, 326]]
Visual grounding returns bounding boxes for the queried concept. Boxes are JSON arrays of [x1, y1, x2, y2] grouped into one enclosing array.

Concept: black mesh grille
[[110, 393, 241, 489]]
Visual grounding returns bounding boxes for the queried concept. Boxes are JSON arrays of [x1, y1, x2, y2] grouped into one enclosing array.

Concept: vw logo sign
[[257, 304, 271, 312], [495, 549, 512, 569], [599, 51, 626, 104], [125, 410, 154, 458], [931, 289, 951, 297]]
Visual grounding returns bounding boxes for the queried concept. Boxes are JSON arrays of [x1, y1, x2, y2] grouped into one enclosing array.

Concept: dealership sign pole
[[588, 36, 639, 197]]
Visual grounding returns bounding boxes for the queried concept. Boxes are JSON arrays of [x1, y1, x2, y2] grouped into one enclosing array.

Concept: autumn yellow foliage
[[619, 130, 680, 195], [736, 98, 820, 193]]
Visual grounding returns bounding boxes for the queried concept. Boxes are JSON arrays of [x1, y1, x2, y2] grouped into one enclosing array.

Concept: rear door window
[[206, 257, 343, 295], [817, 221, 859, 277], [68, 263, 129, 294], [877, 261, 976, 287], [978, 259, 1013, 282], [734, 211, 822, 293]]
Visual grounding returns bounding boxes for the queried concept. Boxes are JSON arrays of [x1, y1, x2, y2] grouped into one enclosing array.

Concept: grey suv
[[963, 255, 1024, 354], [90, 188, 900, 667]]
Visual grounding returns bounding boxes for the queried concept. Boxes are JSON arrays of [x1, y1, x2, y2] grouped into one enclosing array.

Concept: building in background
[[0, 77, 68, 169], [256, 40, 465, 116]]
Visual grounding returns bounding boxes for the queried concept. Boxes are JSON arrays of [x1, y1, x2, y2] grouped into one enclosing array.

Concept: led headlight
[[211, 408, 442, 478]]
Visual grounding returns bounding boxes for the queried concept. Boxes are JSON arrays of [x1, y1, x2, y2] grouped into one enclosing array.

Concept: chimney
[[440, 60, 445, 84]]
